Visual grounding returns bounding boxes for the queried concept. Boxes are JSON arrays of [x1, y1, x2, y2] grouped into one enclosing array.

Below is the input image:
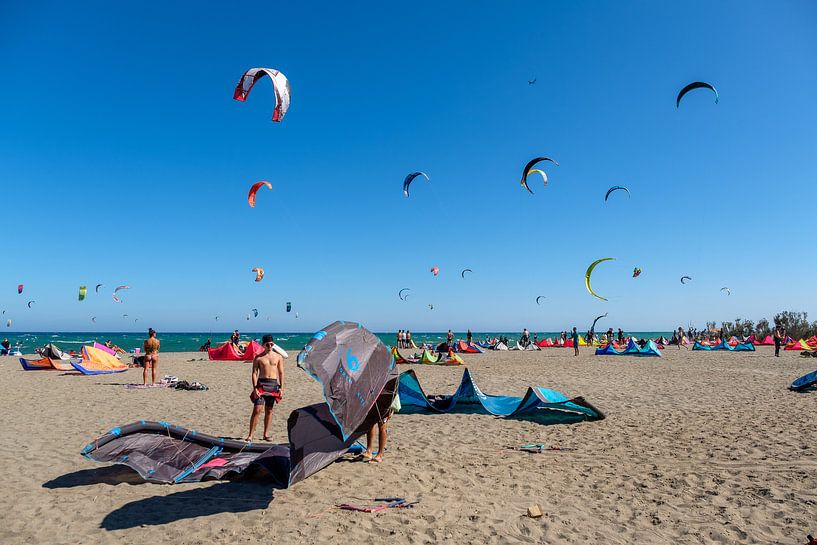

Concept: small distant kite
[[680, 276, 692, 284], [95, 284, 103, 293], [252, 267, 265, 282], [676, 81, 719, 108], [91, 317, 96, 323], [430, 267, 439, 277], [528, 78, 537, 85], [403, 172, 430, 198], [605, 186, 630, 202], [78, 286, 87, 301], [248, 182, 272, 208], [535, 296, 545, 305], [632, 267, 642, 278], [123, 314, 129, 318], [112, 285, 130, 304], [233, 68, 291, 122], [520, 157, 559, 194], [17, 284, 23, 294], [6, 320, 10, 327], [461, 268, 472, 278], [251, 308, 259, 318], [428, 304, 434, 310], [398, 288, 410, 301], [286, 302, 292, 313], [27, 301, 35, 308], [721, 287, 731, 296], [295, 312, 299, 319], [246, 314, 251, 320], [585, 257, 615, 301], [215, 316, 220, 321]]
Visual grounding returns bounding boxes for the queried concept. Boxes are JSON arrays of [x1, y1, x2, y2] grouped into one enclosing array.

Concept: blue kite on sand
[[397, 368, 604, 422]]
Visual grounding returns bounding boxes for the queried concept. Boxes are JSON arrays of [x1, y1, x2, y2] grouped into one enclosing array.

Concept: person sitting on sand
[[571, 327, 579, 356], [246, 334, 285, 442], [199, 338, 211, 352], [104, 340, 126, 355], [143, 328, 160, 386], [1, 338, 10, 355]]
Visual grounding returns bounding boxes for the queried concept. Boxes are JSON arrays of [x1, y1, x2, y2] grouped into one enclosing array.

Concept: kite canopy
[[680, 276, 692, 284], [402, 172, 429, 197], [605, 186, 630, 201], [585, 258, 615, 301], [17, 284, 23, 294], [720, 287, 731, 296], [676, 81, 719, 108], [112, 285, 130, 304], [297, 321, 398, 441], [535, 296, 545, 305], [286, 302, 292, 313], [461, 268, 472, 278], [252, 267, 265, 282], [248, 182, 272, 208], [233, 68, 291, 122], [398, 368, 604, 421], [632, 267, 641, 278], [430, 267, 439, 276], [208, 340, 265, 361], [398, 288, 410, 301], [27, 300, 35, 308], [78, 286, 87, 301], [95, 283, 103, 293], [71, 346, 128, 375], [520, 157, 559, 194], [591, 313, 608, 332]]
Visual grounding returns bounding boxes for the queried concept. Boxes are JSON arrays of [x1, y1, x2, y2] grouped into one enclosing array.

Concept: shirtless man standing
[[246, 334, 285, 442], [143, 328, 160, 385]]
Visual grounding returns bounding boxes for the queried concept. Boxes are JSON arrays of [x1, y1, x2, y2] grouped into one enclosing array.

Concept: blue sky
[[1, 0, 816, 333]]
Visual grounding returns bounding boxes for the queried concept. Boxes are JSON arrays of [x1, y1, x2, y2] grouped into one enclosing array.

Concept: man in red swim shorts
[[245, 334, 285, 442]]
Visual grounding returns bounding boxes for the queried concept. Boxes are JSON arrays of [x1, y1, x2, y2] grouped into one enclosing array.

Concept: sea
[[2, 331, 675, 354]]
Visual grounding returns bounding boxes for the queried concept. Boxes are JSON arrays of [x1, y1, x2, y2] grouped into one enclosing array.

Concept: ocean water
[[1, 331, 675, 354]]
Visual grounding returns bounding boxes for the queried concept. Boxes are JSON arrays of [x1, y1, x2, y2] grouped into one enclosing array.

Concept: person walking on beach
[[143, 328, 160, 386], [571, 327, 579, 356], [246, 335, 285, 442], [677, 327, 688, 350], [467, 329, 472, 344], [773, 324, 783, 357]]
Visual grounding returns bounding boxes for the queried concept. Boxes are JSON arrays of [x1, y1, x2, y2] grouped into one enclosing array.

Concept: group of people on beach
[[395, 329, 414, 348], [140, 328, 392, 464]]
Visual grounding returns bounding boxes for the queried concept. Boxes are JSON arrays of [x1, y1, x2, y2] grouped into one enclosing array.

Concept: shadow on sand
[[100, 480, 274, 529], [44, 465, 276, 529]]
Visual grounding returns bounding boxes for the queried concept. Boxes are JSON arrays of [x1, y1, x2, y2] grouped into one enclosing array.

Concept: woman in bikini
[[143, 328, 160, 385]]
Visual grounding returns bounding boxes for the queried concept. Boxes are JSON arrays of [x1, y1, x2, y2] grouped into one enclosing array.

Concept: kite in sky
[[676, 81, 719, 108], [233, 68, 291, 122], [585, 258, 615, 301], [605, 186, 630, 201], [248, 181, 272, 208], [520, 157, 558, 194], [402, 172, 430, 198]]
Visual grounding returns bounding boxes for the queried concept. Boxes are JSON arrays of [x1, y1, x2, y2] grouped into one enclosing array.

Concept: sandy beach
[[1, 345, 815, 544]]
